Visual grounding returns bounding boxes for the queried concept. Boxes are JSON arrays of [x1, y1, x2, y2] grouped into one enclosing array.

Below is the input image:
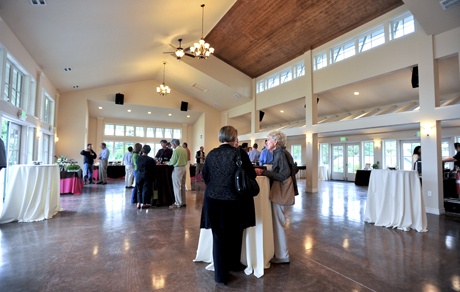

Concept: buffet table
[[355, 170, 371, 186], [364, 169, 427, 232], [193, 176, 273, 278], [0, 164, 61, 224], [60, 170, 83, 194], [93, 164, 126, 180]]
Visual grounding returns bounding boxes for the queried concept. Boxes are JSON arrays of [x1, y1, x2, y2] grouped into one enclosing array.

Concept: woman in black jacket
[[200, 125, 256, 284]]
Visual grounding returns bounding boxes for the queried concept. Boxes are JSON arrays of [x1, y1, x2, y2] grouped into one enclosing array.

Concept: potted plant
[[55, 156, 80, 172], [65, 164, 81, 172], [372, 161, 380, 169]]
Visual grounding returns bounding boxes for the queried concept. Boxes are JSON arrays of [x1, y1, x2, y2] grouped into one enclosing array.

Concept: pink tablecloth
[[60, 177, 83, 194]]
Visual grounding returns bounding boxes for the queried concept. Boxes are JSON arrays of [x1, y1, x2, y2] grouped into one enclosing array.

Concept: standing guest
[[131, 143, 142, 204], [195, 146, 206, 182], [123, 146, 134, 188], [155, 140, 173, 163], [200, 125, 256, 284], [97, 143, 110, 185], [240, 142, 249, 152], [0, 138, 6, 170], [259, 139, 274, 166], [443, 142, 460, 169], [80, 143, 97, 184], [248, 143, 260, 164], [183, 142, 192, 191], [168, 139, 188, 208], [255, 130, 298, 264], [412, 146, 421, 170], [136, 145, 156, 209]]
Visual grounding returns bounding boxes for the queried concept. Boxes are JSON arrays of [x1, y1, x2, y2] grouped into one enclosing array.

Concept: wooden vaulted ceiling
[[207, 0, 404, 78]]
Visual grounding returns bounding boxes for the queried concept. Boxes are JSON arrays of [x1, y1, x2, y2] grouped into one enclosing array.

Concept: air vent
[[29, 0, 47, 6], [439, 0, 460, 10]]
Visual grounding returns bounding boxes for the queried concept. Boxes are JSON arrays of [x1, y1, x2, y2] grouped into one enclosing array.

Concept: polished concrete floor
[[0, 178, 459, 291]]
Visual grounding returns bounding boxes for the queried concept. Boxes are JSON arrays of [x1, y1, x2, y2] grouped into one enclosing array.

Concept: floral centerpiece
[[55, 156, 80, 172]]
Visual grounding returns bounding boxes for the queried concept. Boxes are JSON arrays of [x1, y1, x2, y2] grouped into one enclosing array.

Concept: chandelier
[[189, 4, 214, 59], [156, 62, 171, 96]]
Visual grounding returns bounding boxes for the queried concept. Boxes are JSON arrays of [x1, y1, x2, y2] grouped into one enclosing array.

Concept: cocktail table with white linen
[[193, 176, 274, 278]]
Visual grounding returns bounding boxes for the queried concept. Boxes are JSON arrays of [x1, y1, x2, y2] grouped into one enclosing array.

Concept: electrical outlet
[[428, 191, 432, 196]]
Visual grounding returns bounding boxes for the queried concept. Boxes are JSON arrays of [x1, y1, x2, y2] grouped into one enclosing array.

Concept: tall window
[[173, 129, 182, 139], [291, 145, 301, 164], [319, 143, 329, 165], [383, 140, 397, 168], [362, 141, 374, 166], [4, 61, 24, 108], [42, 94, 54, 125], [390, 13, 414, 40], [42, 134, 50, 164], [401, 141, 420, 170]]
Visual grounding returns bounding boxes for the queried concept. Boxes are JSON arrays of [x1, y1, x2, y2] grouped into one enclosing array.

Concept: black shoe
[[97, 182, 103, 184], [102, 182, 107, 185]]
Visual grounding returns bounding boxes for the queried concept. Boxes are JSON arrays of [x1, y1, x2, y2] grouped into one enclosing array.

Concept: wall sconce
[[422, 124, 435, 136], [374, 139, 381, 148], [55, 136, 59, 143], [36, 130, 42, 139], [306, 134, 312, 144]]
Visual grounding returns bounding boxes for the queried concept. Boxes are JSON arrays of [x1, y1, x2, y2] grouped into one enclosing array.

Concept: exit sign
[[340, 137, 347, 142]]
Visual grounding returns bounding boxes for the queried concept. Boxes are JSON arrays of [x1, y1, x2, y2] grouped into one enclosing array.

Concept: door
[[331, 143, 361, 181]]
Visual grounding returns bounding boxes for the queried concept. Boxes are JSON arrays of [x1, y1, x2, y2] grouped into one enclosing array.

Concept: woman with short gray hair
[[255, 130, 298, 264]]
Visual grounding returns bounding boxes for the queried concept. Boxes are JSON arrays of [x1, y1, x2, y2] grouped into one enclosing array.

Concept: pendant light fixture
[[189, 4, 214, 59], [156, 62, 171, 96]]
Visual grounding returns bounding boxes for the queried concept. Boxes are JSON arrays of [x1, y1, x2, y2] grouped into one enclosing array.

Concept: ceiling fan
[[163, 38, 195, 60]]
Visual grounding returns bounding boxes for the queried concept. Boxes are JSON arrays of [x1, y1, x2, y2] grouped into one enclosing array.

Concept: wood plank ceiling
[[207, 0, 404, 78]]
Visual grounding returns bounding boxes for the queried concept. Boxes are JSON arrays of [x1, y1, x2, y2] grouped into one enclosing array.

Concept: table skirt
[[193, 176, 273, 278], [365, 169, 427, 232], [0, 164, 61, 223]]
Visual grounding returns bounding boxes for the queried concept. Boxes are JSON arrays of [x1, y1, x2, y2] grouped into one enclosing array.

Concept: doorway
[[331, 143, 360, 181]]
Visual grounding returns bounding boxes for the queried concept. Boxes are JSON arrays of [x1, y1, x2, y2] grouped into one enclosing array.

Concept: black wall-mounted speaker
[[180, 101, 188, 111], [411, 66, 419, 88], [115, 93, 124, 105], [259, 110, 265, 122]]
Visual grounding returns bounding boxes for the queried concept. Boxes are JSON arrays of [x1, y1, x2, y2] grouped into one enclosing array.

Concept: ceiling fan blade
[[169, 44, 177, 50]]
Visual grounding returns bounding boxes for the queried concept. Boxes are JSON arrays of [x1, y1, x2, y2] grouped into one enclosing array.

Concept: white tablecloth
[[193, 176, 274, 278], [364, 169, 427, 232], [318, 165, 329, 180], [0, 164, 61, 223]]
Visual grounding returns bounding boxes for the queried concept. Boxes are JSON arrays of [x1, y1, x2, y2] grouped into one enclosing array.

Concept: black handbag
[[235, 149, 260, 197]]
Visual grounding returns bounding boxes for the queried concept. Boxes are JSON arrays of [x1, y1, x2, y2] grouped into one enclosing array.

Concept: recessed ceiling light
[[280, 110, 284, 113], [127, 109, 131, 112], [148, 111, 152, 114], [98, 106, 102, 110], [168, 113, 172, 116], [187, 115, 190, 118], [354, 92, 360, 95]]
